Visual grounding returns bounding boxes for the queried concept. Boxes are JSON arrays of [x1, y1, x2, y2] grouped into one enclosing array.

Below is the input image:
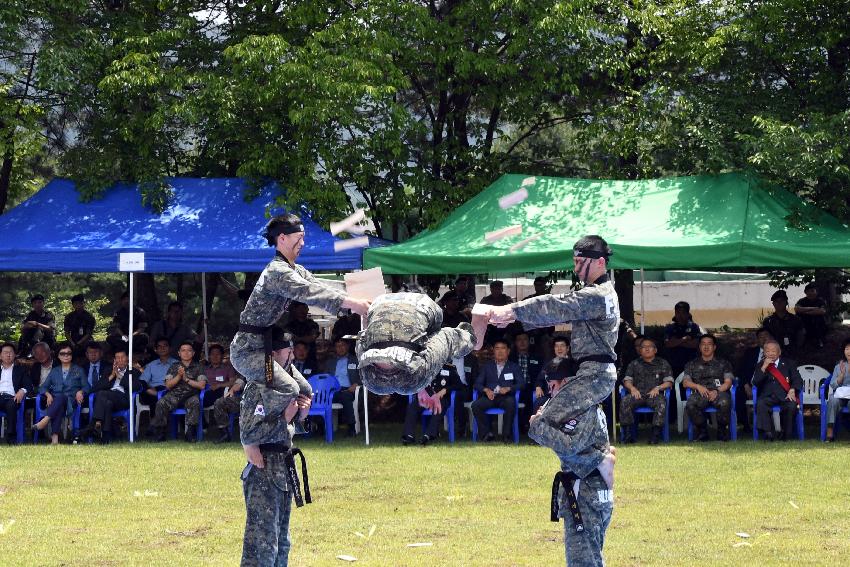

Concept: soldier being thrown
[[479, 235, 618, 567], [356, 292, 477, 395]]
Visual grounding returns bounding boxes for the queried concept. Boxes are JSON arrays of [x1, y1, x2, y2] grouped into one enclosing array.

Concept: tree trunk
[[614, 269, 635, 328], [0, 146, 14, 214], [135, 273, 160, 322]]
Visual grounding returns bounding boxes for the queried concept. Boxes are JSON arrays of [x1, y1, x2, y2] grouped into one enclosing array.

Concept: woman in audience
[[824, 338, 850, 442], [36, 342, 85, 444]]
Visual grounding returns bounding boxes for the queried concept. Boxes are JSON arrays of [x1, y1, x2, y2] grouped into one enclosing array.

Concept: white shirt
[[0, 365, 15, 396], [111, 368, 127, 394]]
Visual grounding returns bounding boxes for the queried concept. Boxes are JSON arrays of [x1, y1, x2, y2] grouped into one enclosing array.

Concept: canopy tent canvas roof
[[363, 172, 850, 274], [0, 178, 387, 273]]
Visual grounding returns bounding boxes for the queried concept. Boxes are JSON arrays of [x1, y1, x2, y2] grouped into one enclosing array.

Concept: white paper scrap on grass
[[735, 533, 750, 538], [732, 542, 752, 548], [344, 267, 386, 302], [406, 542, 433, 547], [509, 233, 541, 252], [330, 209, 367, 236], [368, 525, 376, 537], [484, 224, 522, 243], [0, 519, 15, 534], [336, 555, 358, 562], [334, 236, 370, 253], [789, 501, 799, 509], [119, 252, 145, 272], [498, 187, 528, 209]]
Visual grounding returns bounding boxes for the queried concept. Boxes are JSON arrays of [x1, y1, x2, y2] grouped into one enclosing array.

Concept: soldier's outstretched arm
[[421, 323, 476, 382], [511, 289, 615, 329], [268, 265, 347, 315]]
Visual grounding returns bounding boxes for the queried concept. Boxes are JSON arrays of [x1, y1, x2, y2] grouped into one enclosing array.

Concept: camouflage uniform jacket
[[683, 357, 734, 390], [623, 357, 674, 394], [165, 360, 206, 396], [239, 364, 310, 448], [356, 293, 475, 395]]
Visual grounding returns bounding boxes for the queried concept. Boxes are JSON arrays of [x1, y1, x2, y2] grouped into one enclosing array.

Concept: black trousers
[[138, 385, 166, 417], [756, 391, 797, 438], [203, 387, 226, 408], [472, 393, 516, 438], [332, 389, 356, 427], [91, 390, 130, 432], [1, 394, 21, 441], [403, 396, 447, 438]]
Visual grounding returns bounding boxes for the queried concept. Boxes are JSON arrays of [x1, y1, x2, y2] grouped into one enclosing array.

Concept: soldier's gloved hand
[[243, 444, 264, 469]]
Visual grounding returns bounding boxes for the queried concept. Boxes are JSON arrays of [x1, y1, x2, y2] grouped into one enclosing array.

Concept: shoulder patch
[[254, 404, 265, 417]]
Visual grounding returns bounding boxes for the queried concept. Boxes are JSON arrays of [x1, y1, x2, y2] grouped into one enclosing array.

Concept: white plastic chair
[[674, 372, 686, 433], [332, 384, 362, 434], [135, 393, 151, 436], [798, 365, 830, 406]]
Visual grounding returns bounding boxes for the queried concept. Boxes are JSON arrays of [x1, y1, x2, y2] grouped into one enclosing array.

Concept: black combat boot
[[649, 426, 661, 445]]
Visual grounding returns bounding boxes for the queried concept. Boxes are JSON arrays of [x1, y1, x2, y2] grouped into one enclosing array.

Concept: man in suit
[[323, 337, 361, 437], [735, 328, 773, 432], [79, 349, 141, 443], [752, 340, 803, 441], [510, 331, 542, 431], [472, 338, 524, 442], [0, 342, 32, 444]]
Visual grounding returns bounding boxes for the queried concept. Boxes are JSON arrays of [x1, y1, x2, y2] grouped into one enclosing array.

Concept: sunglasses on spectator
[[59, 351, 72, 356]]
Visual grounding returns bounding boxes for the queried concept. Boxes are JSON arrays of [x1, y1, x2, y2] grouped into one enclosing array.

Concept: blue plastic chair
[[752, 385, 804, 440], [33, 394, 81, 443], [471, 390, 520, 443], [618, 387, 671, 443], [820, 375, 850, 440], [685, 385, 737, 441], [0, 399, 25, 444], [407, 391, 456, 443], [158, 386, 207, 440], [83, 392, 133, 442], [307, 374, 341, 443]]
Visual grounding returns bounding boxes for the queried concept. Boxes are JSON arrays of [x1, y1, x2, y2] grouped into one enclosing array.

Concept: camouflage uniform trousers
[[150, 385, 202, 429], [213, 394, 240, 429], [618, 392, 667, 427], [241, 452, 292, 567], [562, 471, 613, 567], [685, 390, 732, 427]]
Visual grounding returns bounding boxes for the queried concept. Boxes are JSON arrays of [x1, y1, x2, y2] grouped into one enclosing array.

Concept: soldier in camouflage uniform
[[356, 292, 476, 395], [149, 341, 206, 442], [682, 334, 735, 441], [212, 376, 244, 443], [239, 328, 311, 567], [619, 338, 673, 444], [483, 235, 618, 567]]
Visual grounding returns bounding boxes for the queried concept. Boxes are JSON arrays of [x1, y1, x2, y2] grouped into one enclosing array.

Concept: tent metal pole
[[201, 273, 209, 361], [640, 268, 645, 334], [128, 272, 135, 444], [362, 318, 370, 446], [609, 268, 616, 441]]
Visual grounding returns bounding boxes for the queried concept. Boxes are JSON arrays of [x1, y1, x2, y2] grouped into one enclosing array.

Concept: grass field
[[1, 425, 847, 566]]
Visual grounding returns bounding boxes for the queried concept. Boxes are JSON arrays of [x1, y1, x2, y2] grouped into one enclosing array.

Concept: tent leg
[[128, 273, 135, 444], [640, 268, 645, 334], [201, 273, 209, 361], [360, 317, 370, 446]]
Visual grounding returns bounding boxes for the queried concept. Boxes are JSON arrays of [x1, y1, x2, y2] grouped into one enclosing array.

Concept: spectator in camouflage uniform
[[356, 292, 476, 395], [482, 235, 618, 567], [682, 334, 735, 441], [619, 338, 673, 444], [212, 376, 244, 443], [149, 341, 206, 442]]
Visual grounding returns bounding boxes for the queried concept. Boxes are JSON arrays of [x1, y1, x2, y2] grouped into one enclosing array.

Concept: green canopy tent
[[364, 172, 850, 274]]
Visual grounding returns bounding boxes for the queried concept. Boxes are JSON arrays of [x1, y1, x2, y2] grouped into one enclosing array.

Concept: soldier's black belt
[[575, 355, 616, 366], [551, 469, 602, 531], [368, 340, 425, 353], [239, 323, 275, 384], [284, 448, 311, 508]]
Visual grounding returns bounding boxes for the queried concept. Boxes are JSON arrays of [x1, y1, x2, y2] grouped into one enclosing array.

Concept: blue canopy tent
[[0, 177, 387, 442]]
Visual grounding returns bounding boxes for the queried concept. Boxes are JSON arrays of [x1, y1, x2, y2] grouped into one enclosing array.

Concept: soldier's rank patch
[[254, 404, 265, 417], [561, 418, 578, 432]]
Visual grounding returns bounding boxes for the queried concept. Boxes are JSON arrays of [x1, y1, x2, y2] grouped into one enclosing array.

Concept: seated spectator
[[735, 327, 774, 432], [63, 294, 96, 359], [439, 276, 474, 315], [81, 341, 110, 394], [402, 362, 456, 446], [480, 280, 515, 347], [751, 340, 802, 441], [534, 358, 573, 415], [314, 338, 332, 371], [682, 334, 734, 442], [19, 294, 56, 355], [323, 337, 360, 437], [533, 334, 574, 412], [78, 349, 141, 443], [795, 283, 828, 348], [28, 341, 56, 392], [619, 338, 673, 444], [148, 301, 200, 357], [510, 332, 541, 430], [472, 338, 524, 442], [212, 376, 244, 443], [824, 338, 850, 442], [440, 290, 470, 329], [662, 301, 701, 378], [149, 341, 206, 442], [36, 342, 85, 444], [452, 352, 479, 437], [285, 301, 320, 346], [763, 290, 804, 357], [0, 342, 32, 445], [291, 341, 317, 377], [107, 291, 149, 354], [139, 338, 178, 421], [203, 343, 237, 411]]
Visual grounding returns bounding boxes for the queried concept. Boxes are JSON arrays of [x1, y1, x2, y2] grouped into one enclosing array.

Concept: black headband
[[281, 224, 304, 235], [573, 249, 607, 259]]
